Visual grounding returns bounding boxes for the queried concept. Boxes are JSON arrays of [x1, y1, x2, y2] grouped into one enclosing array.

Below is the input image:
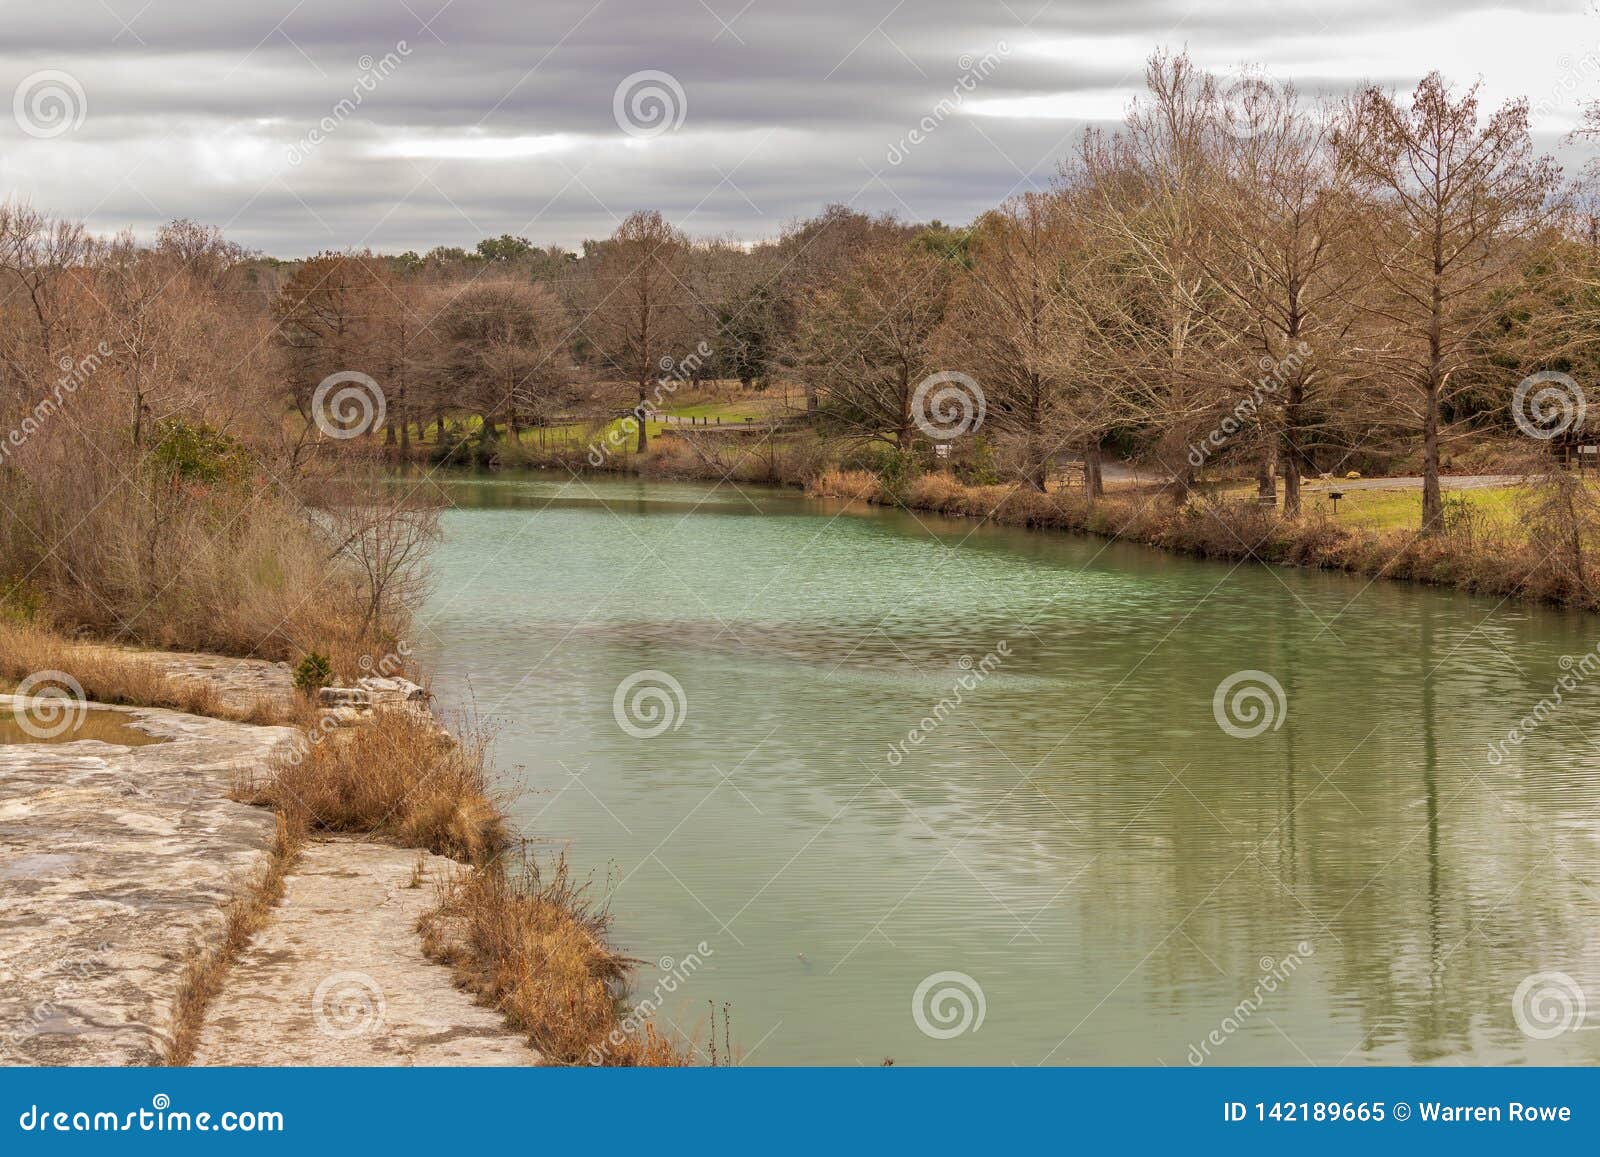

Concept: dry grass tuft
[[163, 812, 304, 1066], [246, 707, 507, 865], [807, 469, 882, 502], [0, 619, 297, 724], [419, 855, 692, 1066]]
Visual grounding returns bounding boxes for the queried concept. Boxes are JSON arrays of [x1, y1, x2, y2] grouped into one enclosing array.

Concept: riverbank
[[809, 469, 1597, 610], [0, 625, 698, 1066], [429, 424, 1596, 611]]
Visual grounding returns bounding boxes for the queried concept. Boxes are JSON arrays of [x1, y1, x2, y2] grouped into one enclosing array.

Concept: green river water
[[416, 470, 1600, 1065]]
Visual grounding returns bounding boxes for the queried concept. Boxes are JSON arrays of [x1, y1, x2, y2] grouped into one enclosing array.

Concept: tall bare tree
[[1346, 74, 1561, 532], [582, 210, 693, 452]]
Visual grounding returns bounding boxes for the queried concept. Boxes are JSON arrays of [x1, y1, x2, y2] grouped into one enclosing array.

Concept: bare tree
[[1195, 77, 1367, 514], [792, 242, 954, 450], [1345, 74, 1561, 532], [582, 210, 693, 452]]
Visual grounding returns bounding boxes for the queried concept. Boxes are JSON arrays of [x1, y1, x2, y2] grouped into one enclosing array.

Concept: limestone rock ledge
[[0, 699, 298, 1066]]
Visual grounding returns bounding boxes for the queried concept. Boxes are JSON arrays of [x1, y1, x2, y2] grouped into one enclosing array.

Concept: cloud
[[0, 0, 1591, 254]]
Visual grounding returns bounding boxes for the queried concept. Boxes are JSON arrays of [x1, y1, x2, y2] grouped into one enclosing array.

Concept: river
[[416, 470, 1600, 1065]]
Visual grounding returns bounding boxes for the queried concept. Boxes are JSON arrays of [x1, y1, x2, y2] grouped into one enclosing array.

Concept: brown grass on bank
[[163, 812, 304, 1066], [245, 707, 506, 864], [419, 855, 692, 1066], [0, 618, 292, 724], [806, 469, 1600, 611]]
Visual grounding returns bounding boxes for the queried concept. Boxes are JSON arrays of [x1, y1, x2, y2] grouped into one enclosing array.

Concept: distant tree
[[794, 242, 953, 450], [943, 193, 1077, 489], [582, 210, 693, 452], [476, 233, 534, 263], [432, 280, 573, 446], [1346, 73, 1562, 533]]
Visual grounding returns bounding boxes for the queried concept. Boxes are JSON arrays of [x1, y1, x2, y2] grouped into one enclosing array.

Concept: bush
[[292, 652, 333, 694]]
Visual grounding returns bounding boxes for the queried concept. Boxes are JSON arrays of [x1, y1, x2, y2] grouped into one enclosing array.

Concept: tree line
[[5, 48, 1600, 650]]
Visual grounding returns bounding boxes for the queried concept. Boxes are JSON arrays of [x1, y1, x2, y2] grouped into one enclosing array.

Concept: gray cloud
[[0, 0, 1591, 254]]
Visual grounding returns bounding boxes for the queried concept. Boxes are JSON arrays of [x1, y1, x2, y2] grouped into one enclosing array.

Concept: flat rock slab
[[0, 698, 297, 1065], [192, 838, 539, 1066], [145, 651, 296, 717]]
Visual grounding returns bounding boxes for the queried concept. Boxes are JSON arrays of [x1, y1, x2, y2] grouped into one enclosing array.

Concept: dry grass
[[809, 468, 881, 502], [0, 618, 295, 724], [163, 812, 304, 1066], [419, 854, 693, 1066], [244, 707, 507, 865], [805, 469, 1600, 610]]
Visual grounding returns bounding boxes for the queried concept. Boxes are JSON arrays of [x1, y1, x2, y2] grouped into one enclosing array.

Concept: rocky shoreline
[[0, 656, 540, 1067]]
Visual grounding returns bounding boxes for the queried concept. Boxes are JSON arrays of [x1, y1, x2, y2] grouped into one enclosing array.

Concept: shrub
[[292, 652, 333, 694]]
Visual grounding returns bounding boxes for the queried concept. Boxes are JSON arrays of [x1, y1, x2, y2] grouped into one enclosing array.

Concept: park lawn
[[1203, 479, 1530, 533], [661, 399, 773, 421], [1299, 484, 1532, 532]]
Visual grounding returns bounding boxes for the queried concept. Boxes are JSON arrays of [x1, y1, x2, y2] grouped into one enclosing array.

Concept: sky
[[2, 0, 1598, 256]]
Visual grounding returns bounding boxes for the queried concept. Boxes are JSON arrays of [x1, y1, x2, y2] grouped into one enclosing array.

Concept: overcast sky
[[2, 0, 1598, 256]]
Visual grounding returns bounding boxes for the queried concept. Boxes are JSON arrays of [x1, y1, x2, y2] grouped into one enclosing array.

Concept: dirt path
[[192, 838, 536, 1066]]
